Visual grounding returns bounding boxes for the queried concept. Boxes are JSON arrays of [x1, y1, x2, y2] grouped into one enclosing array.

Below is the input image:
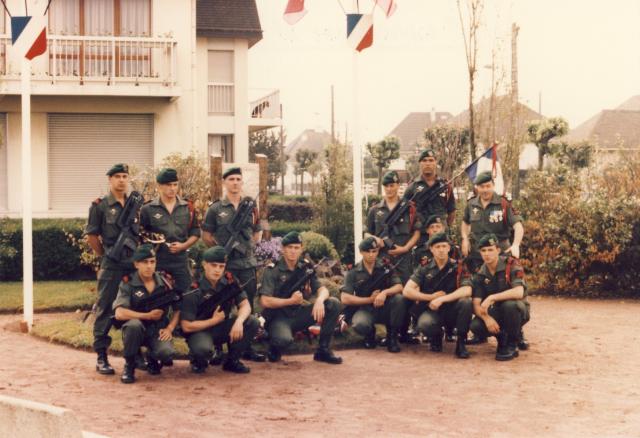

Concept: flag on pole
[[375, 0, 397, 18], [11, 15, 47, 60], [464, 143, 504, 194], [283, 0, 307, 25], [346, 14, 373, 52]]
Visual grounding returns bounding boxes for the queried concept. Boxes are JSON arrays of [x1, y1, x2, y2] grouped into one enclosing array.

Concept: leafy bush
[[269, 220, 313, 237], [268, 200, 315, 222], [255, 237, 283, 263], [301, 231, 339, 261]]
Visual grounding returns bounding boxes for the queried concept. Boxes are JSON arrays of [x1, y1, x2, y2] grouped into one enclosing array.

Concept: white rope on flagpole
[[352, 50, 363, 262], [21, 56, 33, 331]]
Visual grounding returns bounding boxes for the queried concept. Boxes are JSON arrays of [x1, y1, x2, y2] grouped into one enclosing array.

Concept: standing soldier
[[461, 171, 524, 273], [468, 234, 530, 361], [180, 247, 259, 374], [403, 232, 473, 358], [259, 232, 343, 364], [340, 237, 406, 352], [112, 244, 180, 384], [140, 168, 200, 294], [85, 163, 137, 375], [412, 214, 461, 270], [403, 149, 456, 227]]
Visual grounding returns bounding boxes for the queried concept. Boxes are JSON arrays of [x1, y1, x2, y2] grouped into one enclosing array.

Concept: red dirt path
[[1, 296, 639, 437]]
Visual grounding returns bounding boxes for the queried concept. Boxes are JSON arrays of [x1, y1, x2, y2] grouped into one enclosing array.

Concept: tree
[[366, 136, 400, 195], [249, 130, 287, 191], [307, 159, 323, 196], [527, 117, 569, 171], [553, 141, 594, 171], [295, 149, 317, 196], [457, 0, 483, 161], [423, 125, 470, 180]]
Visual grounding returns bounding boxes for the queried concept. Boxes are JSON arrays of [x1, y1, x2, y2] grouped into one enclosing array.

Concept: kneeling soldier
[[259, 232, 342, 364], [113, 244, 180, 384], [469, 233, 530, 361], [403, 232, 473, 358], [180, 246, 258, 374], [341, 237, 406, 353]]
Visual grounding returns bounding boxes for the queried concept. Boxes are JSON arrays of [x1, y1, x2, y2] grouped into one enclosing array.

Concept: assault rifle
[[410, 261, 460, 318], [192, 278, 249, 320], [105, 190, 145, 262], [223, 196, 258, 257], [343, 260, 400, 323], [112, 274, 179, 329]]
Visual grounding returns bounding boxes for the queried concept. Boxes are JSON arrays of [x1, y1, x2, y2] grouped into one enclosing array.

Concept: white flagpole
[[21, 57, 34, 331], [352, 50, 363, 262]]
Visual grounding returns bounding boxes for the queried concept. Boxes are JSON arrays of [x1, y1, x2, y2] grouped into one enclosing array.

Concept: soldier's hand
[[461, 238, 470, 257], [158, 327, 173, 341], [481, 296, 494, 311], [370, 290, 381, 304], [431, 291, 446, 300], [374, 237, 385, 248], [168, 242, 185, 254], [229, 320, 244, 343], [290, 291, 304, 305], [388, 246, 404, 256], [429, 297, 443, 311], [485, 316, 500, 334], [147, 309, 164, 321], [211, 306, 225, 325], [507, 245, 520, 259], [373, 291, 387, 308], [312, 300, 325, 324]]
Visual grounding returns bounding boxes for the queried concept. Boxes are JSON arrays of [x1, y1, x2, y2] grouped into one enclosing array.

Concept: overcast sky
[[248, 0, 640, 145]]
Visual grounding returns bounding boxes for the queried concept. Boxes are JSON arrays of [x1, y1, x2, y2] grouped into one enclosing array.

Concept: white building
[[0, 0, 280, 217]]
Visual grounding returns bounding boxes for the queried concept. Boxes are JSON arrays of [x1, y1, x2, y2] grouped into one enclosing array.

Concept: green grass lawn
[[0, 281, 96, 313]]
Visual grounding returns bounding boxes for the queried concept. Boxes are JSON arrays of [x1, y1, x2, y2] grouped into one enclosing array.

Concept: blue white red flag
[[283, 0, 307, 25], [346, 14, 373, 52], [375, 0, 397, 18], [11, 15, 47, 60], [464, 143, 504, 195]]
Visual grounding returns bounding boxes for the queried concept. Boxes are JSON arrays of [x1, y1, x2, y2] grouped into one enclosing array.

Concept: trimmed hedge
[[0, 218, 94, 281], [269, 220, 313, 237], [268, 199, 315, 222]]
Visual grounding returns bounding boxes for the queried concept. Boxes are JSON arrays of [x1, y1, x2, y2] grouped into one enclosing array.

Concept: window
[[208, 50, 234, 83], [49, 0, 150, 36], [208, 135, 234, 163]]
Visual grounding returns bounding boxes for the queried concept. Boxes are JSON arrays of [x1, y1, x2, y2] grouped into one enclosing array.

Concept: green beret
[[359, 236, 378, 252], [478, 233, 499, 249], [474, 171, 493, 185], [156, 168, 178, 184], [222, 167, 242, 179], [382, 171, 399, 186], [202, 246, 228, 263], [282, 231, 303, 246], [418, 149, 436, 161], [427, 232, 450, 247], [425, 215, 443, 228], [106, 163, 129, 176], [133, 243, 155, 262]]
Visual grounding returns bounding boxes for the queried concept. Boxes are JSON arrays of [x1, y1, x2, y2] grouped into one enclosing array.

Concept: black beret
[[427, 232, 450, 247], [282, 231, 303, 246], [474, 171, 493, 185], [425, 215, 443, 228], [222, 167, 242, 179], [359, 236, 378, 252], [478, 233, 499, 249], [106, 163, 129, 176], [156, 168, 178, 184], [133, 243, 155, 261], [202, 246, 228, 263], [419, 149, 436, 161], [382, 171, 399, 186]]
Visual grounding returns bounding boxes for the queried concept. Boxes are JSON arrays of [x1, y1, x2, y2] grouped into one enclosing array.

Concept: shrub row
[[267, 199, 315, 222]]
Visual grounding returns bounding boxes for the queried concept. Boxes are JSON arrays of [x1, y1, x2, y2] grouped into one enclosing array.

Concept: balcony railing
[[208, 82, 234, 114], [250, 89, 280, 119], [0, 34, 177, 86]]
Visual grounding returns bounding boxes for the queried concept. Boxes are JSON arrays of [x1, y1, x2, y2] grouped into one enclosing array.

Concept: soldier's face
[[430, 242, 450, 262], [427, 223, 444, 236], [109, 173, 129, 193], [476, 181, 495, 201], [420, 157, 437, 176], [203, 261, 226, 282], [480, 245, 500, 264], [361, 248, 379, 264], [283, 244, 303, 263], [159, 182, 179, 199], [224, 175, 243, 195], [383, 183, 399, 198], [135, 257, 156, 279]]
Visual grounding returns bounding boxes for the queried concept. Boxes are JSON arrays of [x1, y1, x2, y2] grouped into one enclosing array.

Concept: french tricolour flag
[[283, 0, 307, 25], [464, 143, 505, 195], [347, 14, 373, 52], [11, 15, 48, 60]]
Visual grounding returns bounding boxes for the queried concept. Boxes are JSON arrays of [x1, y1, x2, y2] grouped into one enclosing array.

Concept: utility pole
[[280, 103, 285, 195], [510, 22, 521, 199]]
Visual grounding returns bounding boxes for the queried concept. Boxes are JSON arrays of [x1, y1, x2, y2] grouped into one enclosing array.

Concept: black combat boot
[[495, 332, 518, 361], [223, 358, 251, 374], [162, 358, 174, 367], [455, 334, 470, 359], [267, 345, 282, 363], [445, 327, 456, 343], [517, 329, 530, 350], [190, 359, 208, 374], [242, 347, 267, 362], [314, 337, 343, 364], [430, 333, 443, 352], [134, 352, 147, 371], [121, 359, 136, 384], [209, 344, 225, 366], [146, 357, 162, 375], [363, 329, 377, 349], [386, 327, 401, 353], [466, 334, 487, 345], [96, 351, 115, 375]]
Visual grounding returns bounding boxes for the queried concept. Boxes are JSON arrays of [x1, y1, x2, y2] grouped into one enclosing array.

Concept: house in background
[[283, 128, 332, 194], [388, 110, 453, 157], [0, 0, 280, 217]]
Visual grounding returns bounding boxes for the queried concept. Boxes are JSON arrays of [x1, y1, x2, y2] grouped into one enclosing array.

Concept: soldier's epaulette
[[92, 197, 102, 205], [122, 275, 129, 283], [143, 198, 153, 205]]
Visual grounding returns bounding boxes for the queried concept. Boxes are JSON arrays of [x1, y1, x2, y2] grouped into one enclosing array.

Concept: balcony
[[0, 35, 179, 98], [249, 88, 281, 132]]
